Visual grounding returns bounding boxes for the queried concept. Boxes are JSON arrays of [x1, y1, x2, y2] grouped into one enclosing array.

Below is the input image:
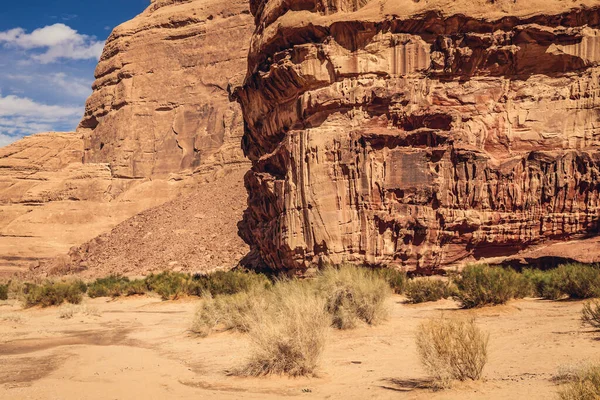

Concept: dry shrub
[[191, 287, 269, 337], [58, 305, 76, 319], [406, 279, 454, 304], [582, 300, 600, 330], [58, 304, 101, 319], [416, 317, 489, 388], [237, 280, 330, 377], [557, 364, 600, 400], [6, 279, 27, 301], [316, 265, 391, 329]]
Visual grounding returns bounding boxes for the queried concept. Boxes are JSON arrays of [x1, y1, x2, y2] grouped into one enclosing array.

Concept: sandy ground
[[0, 295, 599, 400]]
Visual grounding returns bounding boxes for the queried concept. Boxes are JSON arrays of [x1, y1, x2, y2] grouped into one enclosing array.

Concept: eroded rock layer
[[236, 0, 600, 272], [80, 0, 253, 178]]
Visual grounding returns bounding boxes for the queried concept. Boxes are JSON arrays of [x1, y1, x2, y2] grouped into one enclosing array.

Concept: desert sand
[[1, 295, 597, 399]]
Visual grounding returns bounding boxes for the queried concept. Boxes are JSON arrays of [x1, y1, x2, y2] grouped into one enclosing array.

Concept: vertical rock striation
[[80, 0, 254, 179], [236, 0, 600, 272]]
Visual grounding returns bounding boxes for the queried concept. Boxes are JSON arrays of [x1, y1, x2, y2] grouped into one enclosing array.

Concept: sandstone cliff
[[0, 132, 194, 276], [236, 0, 600, 272], [80, 0, 253, 178], [1, 0, 254, 277]]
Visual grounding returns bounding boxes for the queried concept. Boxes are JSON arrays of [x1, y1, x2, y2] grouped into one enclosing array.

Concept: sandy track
[[0, 296, 598, 399]]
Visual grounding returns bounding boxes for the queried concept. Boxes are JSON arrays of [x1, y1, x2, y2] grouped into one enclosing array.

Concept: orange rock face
[[80, 0, 253, 179], [236, 0, 600, 272]]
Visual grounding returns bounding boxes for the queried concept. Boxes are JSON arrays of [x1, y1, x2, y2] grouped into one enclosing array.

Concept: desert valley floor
[[1, 294, 597, 399]]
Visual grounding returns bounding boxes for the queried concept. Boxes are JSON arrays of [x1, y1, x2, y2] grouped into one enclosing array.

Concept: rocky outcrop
[[80, 0, 253, 179], [45, 168, 249, 278], [0, 132, 199, 277], [236, 0, 600, 272], [1, 0, 255, 277]]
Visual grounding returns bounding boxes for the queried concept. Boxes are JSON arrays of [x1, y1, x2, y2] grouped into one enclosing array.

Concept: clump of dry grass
[[582, 300, 600, 330], [416, 317, 489, 388], [316, 265, 391, 329], [192, 264, 394, 377], [557, 364, 600, 400], [58, 304, 76, 319], [236, 281, 330, 377], [57, 304, 102, 319], [191, 287, 269, 337]]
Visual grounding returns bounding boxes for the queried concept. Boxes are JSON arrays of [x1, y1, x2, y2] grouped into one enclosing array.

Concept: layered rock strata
[[236, 0, 600, 272], [80, 0, 253, 178]]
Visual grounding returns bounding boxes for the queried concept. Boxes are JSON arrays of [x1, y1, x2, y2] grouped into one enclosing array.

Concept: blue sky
[[0, 1, 149, 147]]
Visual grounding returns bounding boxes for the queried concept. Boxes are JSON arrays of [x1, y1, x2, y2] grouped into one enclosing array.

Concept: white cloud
[[48, 73, 92, 98], [0, 133, 20, 147], [0, 117, 53, 135], [5, 72, 92, 99], [0, 94, 82, 142], [0, 24, 103, 64], [0, 93, 81, 119]]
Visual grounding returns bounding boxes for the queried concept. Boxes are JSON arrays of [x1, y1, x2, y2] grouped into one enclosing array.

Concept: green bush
[[144, 271, 191, 300], [316, 265, 391, 329], [373, 268, 407, 294], [523, 268, 563, 300], [551, 264, 600, 299], [453, 264, 529, 309], [405, 279, 454, 304], [87, 275, 146, 298], [524, 264, 600, 300], [24, 280, 86, 308], [146, 270, 271, 300], [0, 283, 8, 300], [189, 270, 271, 296]]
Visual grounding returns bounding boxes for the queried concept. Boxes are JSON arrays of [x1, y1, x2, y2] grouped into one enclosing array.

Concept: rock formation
[[80, 0, 253, 178], [53, 168, 249, 278], [235, 0, 600, 272], [1, 0, 254, 277], [0, 132, 196, 277]]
